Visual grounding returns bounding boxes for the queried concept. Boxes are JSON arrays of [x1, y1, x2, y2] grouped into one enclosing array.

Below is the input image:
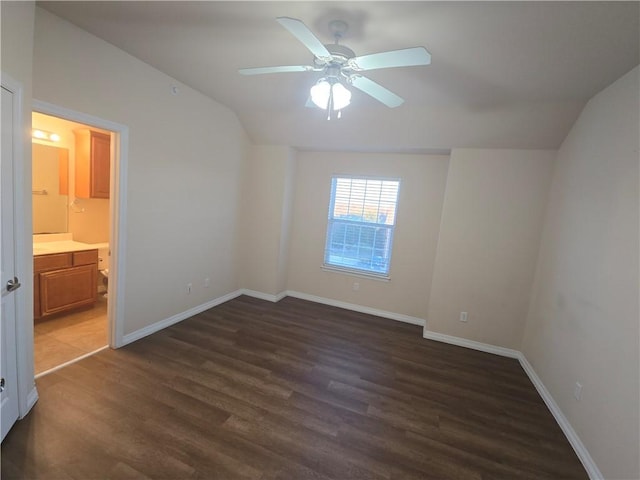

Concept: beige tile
[[34, 299, 108, 375]]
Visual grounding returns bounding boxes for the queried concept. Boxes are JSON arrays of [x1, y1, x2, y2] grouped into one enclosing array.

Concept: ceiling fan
[[239, 17, 431, 117]]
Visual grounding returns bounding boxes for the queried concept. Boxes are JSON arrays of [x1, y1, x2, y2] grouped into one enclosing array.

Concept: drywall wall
[[1, 0, 37, 412], [287, 151, 450, 320], [33, 8, 249, 335], [238, 145, 295, 296], [522, 66, 639, 479], [276, 149, 296, 294], [426, 149, 555, 349]]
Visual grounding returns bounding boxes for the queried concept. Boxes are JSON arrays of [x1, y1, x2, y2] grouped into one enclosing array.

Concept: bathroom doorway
[[31, 111, 115, 376]]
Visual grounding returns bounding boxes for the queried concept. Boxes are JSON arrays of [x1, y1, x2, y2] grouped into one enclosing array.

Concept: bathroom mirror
[[32, 143, 69, 234]]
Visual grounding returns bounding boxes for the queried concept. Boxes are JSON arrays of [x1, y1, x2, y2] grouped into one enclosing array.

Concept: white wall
[[522, 66, 639, 480], [33, 8, 249, 335], [1, 0, 37, 412], [426, 149, 555, 349], [239, 145, 295, 297], [287, 151, 450, 321]]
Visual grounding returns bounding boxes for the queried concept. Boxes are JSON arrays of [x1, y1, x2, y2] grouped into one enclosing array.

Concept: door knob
[[6, 277, 21, 292], [0, 378, 5, 392]]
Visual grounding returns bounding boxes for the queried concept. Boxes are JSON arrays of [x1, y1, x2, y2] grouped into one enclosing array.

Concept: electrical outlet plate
[[187, 283, 192, 294], [459, 312, 468, 322], [574, 382, 583, 401]]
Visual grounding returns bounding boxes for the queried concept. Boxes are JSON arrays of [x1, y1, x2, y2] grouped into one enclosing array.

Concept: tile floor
[[34, 296, 108, 375]]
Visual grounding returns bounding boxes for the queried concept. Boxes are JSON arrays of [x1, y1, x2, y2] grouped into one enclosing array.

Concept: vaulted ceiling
[[39, 1, 639, 152]]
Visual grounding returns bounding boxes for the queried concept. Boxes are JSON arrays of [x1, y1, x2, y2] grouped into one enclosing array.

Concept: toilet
[[92, 242, 110, 297]]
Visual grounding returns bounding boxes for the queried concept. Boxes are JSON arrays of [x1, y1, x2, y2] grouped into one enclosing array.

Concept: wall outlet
[[203, 277, 210, 288], [459, 311, 468, 322], [187, 282, 192, 294], [353, 282, 360, 291], [574, 382, 583, 401]]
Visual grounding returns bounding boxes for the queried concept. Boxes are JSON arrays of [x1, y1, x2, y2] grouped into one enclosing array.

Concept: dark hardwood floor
[[2, 295, 588, 479]]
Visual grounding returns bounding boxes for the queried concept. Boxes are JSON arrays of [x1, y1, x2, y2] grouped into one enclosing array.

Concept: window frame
[[322, 174, 401, 279]]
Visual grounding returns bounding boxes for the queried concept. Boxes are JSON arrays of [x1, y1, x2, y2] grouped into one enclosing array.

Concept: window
[[324, 176, 400, 277]]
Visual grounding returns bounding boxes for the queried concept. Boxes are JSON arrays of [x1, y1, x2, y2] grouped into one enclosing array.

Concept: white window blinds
[[324, 176, 400, 277]]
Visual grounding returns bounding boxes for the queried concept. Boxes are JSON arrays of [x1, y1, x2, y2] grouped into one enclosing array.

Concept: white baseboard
[[121, 289, 244, 346], [285, 290, 425, 326], [240, 289, 287, 303], [422, 329, 520, 358], [23, 387, 39, 418], [422, 328, 602, 480], [239, 289, 424, 326], [517, 354, 603, 480]]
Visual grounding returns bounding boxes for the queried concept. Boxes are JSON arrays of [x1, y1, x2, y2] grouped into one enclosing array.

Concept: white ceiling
[[39, 1, 639, 152]]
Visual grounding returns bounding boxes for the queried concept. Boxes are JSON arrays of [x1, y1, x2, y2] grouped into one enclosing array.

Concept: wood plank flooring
[[2, 295, 588, 479]]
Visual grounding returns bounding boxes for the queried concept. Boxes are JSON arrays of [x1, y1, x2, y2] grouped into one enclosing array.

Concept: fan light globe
[[310, 80, 331, 109], [310, 79, 351, 111], [331, 82, 351, 110]]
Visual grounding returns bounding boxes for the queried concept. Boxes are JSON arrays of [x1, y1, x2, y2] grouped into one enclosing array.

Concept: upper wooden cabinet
[[75, 129, 110, 199]]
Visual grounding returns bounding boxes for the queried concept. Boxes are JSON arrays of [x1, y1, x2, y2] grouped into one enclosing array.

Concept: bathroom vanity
[[33, 236, 99, 320]]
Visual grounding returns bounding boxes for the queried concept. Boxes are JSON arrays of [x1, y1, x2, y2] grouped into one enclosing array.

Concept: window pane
[[324, 176, 399, 276]]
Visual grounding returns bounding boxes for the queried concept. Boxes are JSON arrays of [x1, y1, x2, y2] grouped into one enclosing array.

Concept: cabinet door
[[75, 129, 110, 199], [90, 132, 110, 199], [39, 265, 97, 317]]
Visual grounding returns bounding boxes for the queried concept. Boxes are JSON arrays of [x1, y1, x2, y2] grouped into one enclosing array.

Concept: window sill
[[321, 265, 391, 282]]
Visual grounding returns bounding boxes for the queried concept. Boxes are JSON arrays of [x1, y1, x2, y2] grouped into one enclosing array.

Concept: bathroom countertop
[[33, 240, 96, 256]]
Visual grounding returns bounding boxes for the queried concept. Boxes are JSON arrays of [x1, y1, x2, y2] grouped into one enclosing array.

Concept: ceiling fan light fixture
[[239, 17, 431, 111], [310, 78, 351, 111]]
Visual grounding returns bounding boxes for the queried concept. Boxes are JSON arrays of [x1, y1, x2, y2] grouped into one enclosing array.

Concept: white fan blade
[[350, 75, 404, 108], [239, 65, 314, 75], [349, 47, 431, 71], [276, 17, 332, 61]]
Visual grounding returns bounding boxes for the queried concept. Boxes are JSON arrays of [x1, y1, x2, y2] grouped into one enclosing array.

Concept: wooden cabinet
[[74, 129, 110, 199], [34, 250, 98, 320]]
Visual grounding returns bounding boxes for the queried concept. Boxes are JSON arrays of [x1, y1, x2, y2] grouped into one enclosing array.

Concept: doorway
[[31, 100, 128, 375], [32, 112, 112, 375]]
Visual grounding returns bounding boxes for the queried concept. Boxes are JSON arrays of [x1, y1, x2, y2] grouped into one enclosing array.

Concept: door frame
[[32, 100, 128, 349], [2, 72, 38, 418]]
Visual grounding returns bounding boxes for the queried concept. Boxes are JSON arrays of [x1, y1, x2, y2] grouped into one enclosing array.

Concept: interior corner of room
[[1, 2, 638, 480]]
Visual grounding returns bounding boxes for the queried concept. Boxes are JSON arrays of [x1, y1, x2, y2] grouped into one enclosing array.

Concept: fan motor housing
[[324, 44, 355, 63]]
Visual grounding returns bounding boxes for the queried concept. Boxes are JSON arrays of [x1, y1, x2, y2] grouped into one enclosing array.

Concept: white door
[[1, 84, 21, 441]]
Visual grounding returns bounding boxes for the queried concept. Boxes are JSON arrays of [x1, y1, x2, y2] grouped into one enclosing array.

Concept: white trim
[[34, 346, 109, 379], [241, 289, 287, 303], [285, 290, 425, 326], [25, 387, 39, 415], [2, 72, 37, 420], [32, 100, 129, 348], [33, 99, 127, 135], [518, 354, 603, 480], [421, 327, 602, 480], [121, 290, 244, 346], [321, 265, 391, 282], [422, 329, 520, 358]]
